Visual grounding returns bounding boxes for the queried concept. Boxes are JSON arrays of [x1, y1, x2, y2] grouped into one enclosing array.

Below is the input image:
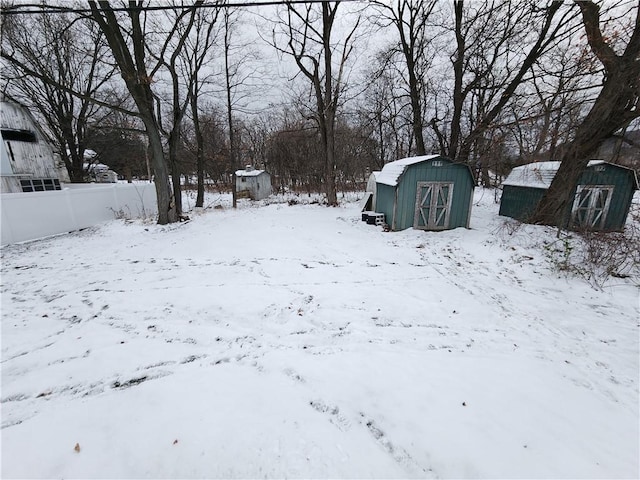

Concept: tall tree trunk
[[224, 9, 238, 209], [322, 2, 338, 206], [278, 2, 356, 206], [168, 134, 182, 216], [89, 0, 177, 224], [407, 65, 425, 156], [191, 89, 205, 208], [228, 107, 237, 209], [144, 116, 175, 224], [449, 0, 465, 161], [325, 115, 338, 205]]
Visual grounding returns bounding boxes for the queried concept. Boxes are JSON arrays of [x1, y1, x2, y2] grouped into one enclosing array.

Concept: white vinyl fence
[[1, 182, 157, 245]]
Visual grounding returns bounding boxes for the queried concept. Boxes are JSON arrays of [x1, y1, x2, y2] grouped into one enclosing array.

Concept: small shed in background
[[499, 161, 638, 231], [235, 165, 272, 200], [1, 99, 67, 193], [375, 155, 475, 231]]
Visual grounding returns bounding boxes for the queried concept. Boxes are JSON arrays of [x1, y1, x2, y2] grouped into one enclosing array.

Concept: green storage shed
[[499, 161, 638, 231], [375, 155, 475, 231]]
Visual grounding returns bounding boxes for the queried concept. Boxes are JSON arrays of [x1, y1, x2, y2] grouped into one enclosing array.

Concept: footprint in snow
[[283, 367, 305, 383], [309, 399, 351, 431], [360, 413, 436, 477]]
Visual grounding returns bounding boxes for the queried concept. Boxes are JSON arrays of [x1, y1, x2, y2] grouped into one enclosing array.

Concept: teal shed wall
[[499, 163, 637, 231], [376, 183, 397, 228], [498, 186, 544, 222], [376, 157, 475, 231]]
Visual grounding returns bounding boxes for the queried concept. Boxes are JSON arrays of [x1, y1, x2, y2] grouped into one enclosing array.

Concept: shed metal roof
[[500, 160, 637, 189], [377, 155, 439, 187]]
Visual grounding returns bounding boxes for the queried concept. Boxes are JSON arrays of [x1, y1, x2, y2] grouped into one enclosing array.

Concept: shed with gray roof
[[375, 155, 475, 231], [235, 165, 272, 200], [499, 161, 638, 231]]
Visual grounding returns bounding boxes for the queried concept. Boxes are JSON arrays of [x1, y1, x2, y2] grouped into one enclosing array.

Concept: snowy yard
[[1, 189, 638, 478]]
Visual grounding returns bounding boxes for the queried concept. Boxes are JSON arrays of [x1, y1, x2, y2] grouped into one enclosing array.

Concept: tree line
[[1, 0, 638, 225]]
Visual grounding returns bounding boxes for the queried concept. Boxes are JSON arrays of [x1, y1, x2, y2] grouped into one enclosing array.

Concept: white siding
[[1, 101, 61, 193], [236, 171, 272, 200]]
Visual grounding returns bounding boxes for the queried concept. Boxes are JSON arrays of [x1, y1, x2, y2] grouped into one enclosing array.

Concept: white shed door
[[414, 182, 454, 230], [571, 185, 614, 229]]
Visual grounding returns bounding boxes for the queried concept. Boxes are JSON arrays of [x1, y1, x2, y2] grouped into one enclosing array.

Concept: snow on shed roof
[[377, 155, 440, 187], [502, 161, 609, 189], [235, 168, 266, 177]]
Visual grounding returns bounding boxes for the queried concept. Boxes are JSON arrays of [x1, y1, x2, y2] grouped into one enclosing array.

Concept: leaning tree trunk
[[532, 71, 639, 226], [531, 81, 634, 227]]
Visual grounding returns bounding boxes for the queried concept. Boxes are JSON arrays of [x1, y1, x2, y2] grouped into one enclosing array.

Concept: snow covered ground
[[1, 189, 638, 478]]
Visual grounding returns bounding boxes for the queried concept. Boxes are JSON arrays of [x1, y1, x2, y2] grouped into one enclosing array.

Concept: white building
[[1, 100, 67, 193], [235, 165, 272, 200]]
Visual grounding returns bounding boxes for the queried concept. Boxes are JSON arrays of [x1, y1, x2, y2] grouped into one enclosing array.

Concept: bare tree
[[240, 115, 274, 175], [183, 104, 230, 188], [334, 118, 378, 190], [186, 8, 222, 208], [159, 6, 199, 217], [357, 63, 412, 168], [364, 0, 577, 182], [88, 0, 208, 224], [435, 0, 575, 167], [225, 6, 240, 208], [533, 0, 640, 227], [266, 118, 324, 193], [272, 2, 360, 205], [506, 39, 596, 164], [1, 9, 118, 182], [86, 112, 148, 181], [371, 0, 438, 156], [154, 1, 219, 216], [88, 0, 174, 223]]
